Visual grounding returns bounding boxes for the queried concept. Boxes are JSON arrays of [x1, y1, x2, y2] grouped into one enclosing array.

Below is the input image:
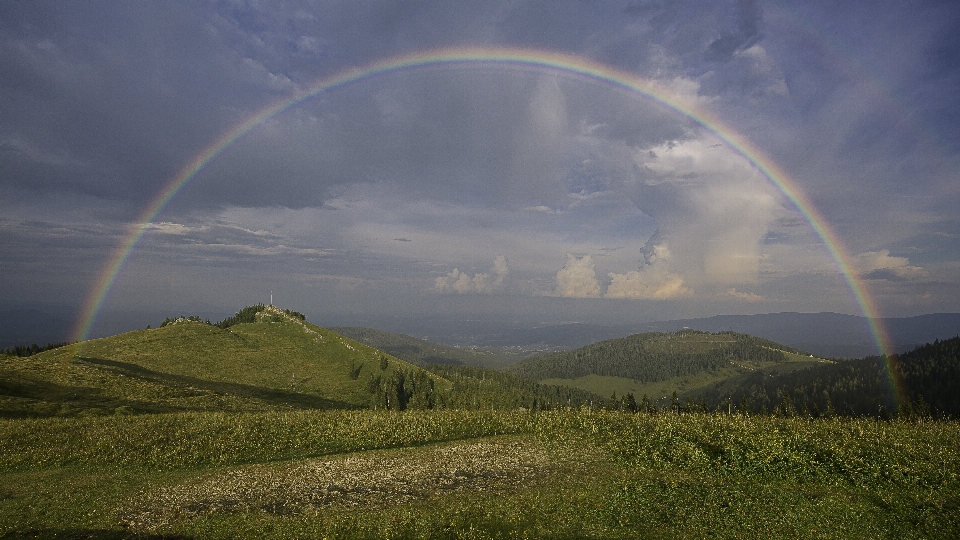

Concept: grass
[[0, 311, 449, 418], [1, 409, 957, 539], [2, 317, 956, 537], [543, 353, 827, 408], [514, 330, 827, 405]]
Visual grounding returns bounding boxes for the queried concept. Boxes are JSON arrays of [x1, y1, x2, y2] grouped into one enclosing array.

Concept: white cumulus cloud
[[852, 250, 928, 281], [723, 288, 766, 303], [622, 137, 782, 291], [552, 254, 602, 298], [434, 255, 509, 294], [606, 269, 690, 299], [605, 242, 691, 299]]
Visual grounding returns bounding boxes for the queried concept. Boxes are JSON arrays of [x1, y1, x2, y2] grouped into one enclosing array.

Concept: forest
[[507, 330, 799, 382], [689, 336, 960, 419]]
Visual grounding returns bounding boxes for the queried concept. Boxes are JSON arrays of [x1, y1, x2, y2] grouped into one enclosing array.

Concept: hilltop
[[0, 304, 606, 418], [505, 329, 825, 407], [0, 304, 442, 418]]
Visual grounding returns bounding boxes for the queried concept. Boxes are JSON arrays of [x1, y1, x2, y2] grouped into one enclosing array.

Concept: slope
[[333, 327, 606, 408], [0, 305, 444, 418], [331, 326, 527, 369], [508, 329, 828, 406], [688, 335, 960, 418]]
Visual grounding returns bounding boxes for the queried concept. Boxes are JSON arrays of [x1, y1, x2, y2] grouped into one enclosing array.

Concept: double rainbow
[[72, 46, 902, 406]]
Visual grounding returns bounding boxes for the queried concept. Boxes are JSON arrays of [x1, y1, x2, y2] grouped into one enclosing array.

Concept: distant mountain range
[[403, 312, 960, 359], [635, 312, 960, 358], [2, 306, 958, 360], [4, 303, 957, 419]]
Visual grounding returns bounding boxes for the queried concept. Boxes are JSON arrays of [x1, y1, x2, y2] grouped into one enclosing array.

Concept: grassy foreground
[[1, 410, 958, 539]]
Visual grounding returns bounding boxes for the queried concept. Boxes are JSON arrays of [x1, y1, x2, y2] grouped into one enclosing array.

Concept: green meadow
[[1, 307, 958, 538], [1, 410, 958, 539]]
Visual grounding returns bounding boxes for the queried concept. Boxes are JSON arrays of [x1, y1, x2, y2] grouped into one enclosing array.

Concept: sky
[[1, 0, 959, 338]]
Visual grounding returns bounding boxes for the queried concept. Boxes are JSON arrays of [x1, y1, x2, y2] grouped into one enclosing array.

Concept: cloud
[[552, 254, 602, 298], [605, 269, 690, 299], [700, 44, 789, 101], [703, 0, 763, 63], [1, 0, 958, 322], [723, 288, 766, 303], [145, 222, 196, 235], [853, 250, 928, 281], [605, 242, 691, 299], [524, 205, 562, 214], [620, 137, 782, 291], [434, 255, 509, 294]]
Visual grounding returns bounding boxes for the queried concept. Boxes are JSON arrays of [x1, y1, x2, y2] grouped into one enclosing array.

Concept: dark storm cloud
[[703, 0, 762, 63], [1, 0, 958, 326], [0, 1, 281, 210], [0, 0, 799, 215]]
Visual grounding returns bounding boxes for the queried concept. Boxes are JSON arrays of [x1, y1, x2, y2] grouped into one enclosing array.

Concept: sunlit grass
[[1, 409, 957, 538]]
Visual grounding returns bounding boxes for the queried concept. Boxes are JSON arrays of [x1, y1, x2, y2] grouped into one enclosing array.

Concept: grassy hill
[[0, 305, 443, 418], [507, 329, 827, 407]]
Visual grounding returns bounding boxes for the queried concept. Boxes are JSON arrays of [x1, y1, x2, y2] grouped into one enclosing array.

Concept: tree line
[[686, 336, 960, 420], [424, 363, 603, 411], [358, 359, 604, 412], [1, 342, 70, 357]]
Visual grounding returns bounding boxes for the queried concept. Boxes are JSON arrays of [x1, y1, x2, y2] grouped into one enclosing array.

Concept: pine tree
[[777, 391, 796, 417], [898, 396, 915, 421], [823, 394, 836, 418], [622, 392, 638, 413], [640, 394, 652, 414]]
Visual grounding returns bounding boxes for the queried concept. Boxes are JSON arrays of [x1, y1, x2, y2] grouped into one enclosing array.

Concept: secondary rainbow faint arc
[[73, 46, 903, 405]]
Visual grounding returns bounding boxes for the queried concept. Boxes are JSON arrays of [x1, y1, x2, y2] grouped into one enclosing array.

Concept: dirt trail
[[121, 437, 550, 530]]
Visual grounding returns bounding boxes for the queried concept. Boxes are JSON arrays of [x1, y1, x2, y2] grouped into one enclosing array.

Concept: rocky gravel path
[[121, 436, 550, 530]]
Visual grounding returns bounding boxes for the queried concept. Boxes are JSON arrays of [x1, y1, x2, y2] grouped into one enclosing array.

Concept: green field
[[2, 309, 958, 537], [1, 409, 957, 539]]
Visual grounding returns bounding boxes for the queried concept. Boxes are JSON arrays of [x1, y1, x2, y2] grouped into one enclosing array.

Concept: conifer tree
[[823, 394, 836, 418], [777, 391, 796, 417], [640, 394, 652, 414], [622, 392, 638, 413]]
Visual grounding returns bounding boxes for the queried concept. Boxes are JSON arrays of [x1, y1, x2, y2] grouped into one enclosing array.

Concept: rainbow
[[72, 46, 903, 406]]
